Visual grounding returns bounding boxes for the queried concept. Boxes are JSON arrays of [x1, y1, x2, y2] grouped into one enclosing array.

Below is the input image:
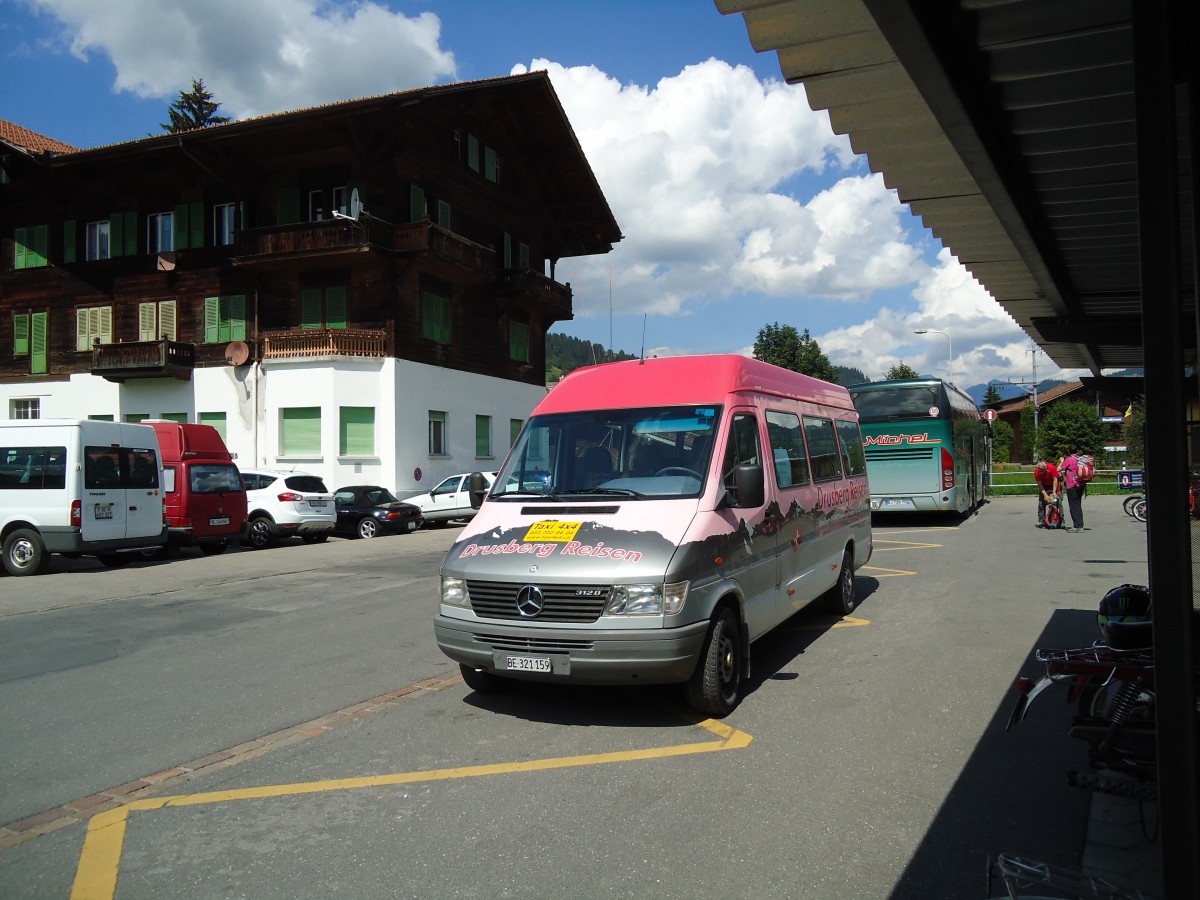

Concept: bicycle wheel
[[1123, 494, 1144, 516], [1132, 498, 1148, 522]]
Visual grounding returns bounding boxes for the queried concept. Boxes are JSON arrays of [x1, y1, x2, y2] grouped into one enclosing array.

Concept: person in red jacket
[[1034, 457, 1060, 528]]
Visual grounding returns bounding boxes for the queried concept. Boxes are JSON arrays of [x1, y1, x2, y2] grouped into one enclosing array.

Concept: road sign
[[1118, 470, 1144, 489], [984, 409, 998, 422]]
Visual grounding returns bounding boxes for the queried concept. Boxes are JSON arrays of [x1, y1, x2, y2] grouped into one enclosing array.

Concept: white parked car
[[402, 472, 496, 525], [240, 467, 336, 549]]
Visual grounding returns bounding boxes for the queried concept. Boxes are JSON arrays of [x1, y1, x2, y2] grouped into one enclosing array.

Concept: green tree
[[983, 383, 1002, 405], [753, 322, 838, 382], [1019, 401, 1037, 462], [835, 365, 868, 386], [885, 362, 919, 380], [1039, 400, 1108, 461], [1123, 396, 1145, 462], [162, 78, 231, 133], [990, 418, 1014, 464]]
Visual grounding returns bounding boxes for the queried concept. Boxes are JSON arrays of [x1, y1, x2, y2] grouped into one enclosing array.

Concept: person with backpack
[[1059, 443, 1093, 532], [1034, 456, 1060, 528]]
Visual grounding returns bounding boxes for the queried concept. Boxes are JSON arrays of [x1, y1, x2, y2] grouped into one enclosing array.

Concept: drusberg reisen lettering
[[459, 539, 643, 562]]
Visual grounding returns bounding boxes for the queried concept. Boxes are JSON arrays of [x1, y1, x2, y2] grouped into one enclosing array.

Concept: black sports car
[[332, 485, 424, 539]]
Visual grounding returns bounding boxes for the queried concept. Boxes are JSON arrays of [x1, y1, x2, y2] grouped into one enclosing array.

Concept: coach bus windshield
[[849, 383, 946, 422]]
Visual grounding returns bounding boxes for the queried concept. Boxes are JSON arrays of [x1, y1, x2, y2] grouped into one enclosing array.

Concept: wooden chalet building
[[0, 71, 621, 494]]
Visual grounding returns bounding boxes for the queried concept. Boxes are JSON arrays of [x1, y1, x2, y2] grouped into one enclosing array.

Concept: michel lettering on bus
[[862, 433, 943, 445]]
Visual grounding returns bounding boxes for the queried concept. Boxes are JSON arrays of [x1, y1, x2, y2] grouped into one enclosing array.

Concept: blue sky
[[2, 0, 1057, 386]]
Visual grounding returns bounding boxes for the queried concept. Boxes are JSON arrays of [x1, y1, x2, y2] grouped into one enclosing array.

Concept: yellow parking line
[[861, 564, 917, 578], [874, 527, 956, 535], [873, 539, 943, 551], [71, 717, 752, 899]]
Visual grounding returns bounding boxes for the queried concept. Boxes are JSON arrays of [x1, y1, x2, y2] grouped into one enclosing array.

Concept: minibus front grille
[[519, 505, 619, 515], [473, 633, 595, 652], [466, 580, 610, 622]]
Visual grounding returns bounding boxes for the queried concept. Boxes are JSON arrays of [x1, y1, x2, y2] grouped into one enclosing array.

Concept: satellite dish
[[224, 341, 250, 366], [349, 188, 362, 221], [156, 251, 177, 271]]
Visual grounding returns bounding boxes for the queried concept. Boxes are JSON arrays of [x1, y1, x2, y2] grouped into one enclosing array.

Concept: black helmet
[[1097, 584, 1153, 649]]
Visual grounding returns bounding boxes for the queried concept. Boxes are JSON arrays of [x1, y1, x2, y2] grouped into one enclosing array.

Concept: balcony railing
[[91, 340, 195, 381], [234, 220, 369, 261], [394, 221, 497, 277], [262, 328, 387, 360], [498, 269, 573, 310]]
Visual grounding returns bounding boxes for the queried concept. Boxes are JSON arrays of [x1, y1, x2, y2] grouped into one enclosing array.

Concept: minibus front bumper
[[435, 614, 710, 685]]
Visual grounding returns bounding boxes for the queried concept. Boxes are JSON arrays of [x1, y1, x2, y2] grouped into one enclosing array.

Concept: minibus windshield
[[492, 405, 721, 501]]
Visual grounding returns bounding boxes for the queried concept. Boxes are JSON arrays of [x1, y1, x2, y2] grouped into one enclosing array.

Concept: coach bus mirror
[[726, 462, 764, 509], [467, 472, 488, 509]]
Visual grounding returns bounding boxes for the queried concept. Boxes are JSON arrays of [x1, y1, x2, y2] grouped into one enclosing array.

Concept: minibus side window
[[85, 447, 122, 488], [765, 410, 810, 489], [835, 419, 868, 476], [803, 416, 842, 482], [721, 413, 761, 488], [0, 445, 66, 490]]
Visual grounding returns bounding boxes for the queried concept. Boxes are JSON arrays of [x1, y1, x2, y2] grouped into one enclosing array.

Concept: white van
[[0, 419, 167, 576], [434, 355, 873, 715]]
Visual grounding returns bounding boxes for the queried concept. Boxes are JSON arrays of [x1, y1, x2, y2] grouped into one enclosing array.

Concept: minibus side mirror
[[720, 462, 764, 509], [467, 471, 489, 509]]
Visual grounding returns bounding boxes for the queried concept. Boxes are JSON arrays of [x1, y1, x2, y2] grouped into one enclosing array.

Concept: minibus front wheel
[[685, 606, 742, 717], [3, 528, 51, 576]]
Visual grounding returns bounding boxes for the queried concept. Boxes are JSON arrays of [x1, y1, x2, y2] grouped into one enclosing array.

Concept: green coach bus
[[848, 378, 988, 514]]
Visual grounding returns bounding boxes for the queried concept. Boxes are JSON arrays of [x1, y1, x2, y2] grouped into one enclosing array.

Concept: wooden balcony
[[233, 220, 375, 270], [393, 221, 497, 280], [91, 340, 195, 382], [498, 268, 573, 316], [262, 328, 388, 361]]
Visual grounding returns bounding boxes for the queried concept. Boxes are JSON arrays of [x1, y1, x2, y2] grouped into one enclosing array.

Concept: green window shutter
[[63, 220, 77, 263], [139, 302, 158, 341], [326, 287, 347, 329], [31, 226, 48, 267], [190, 202, 204, 248], [467, 133, 480, 172], [161, 412, 188, 424], [173, 203, 189, 249], [301, 288, 323, 329], [108, 213, 124, 258], [13, 313, 29, 355], [422, 291, 451, 344], [409, 185, 425, 223], [30, 313, 48, 374], [276, 187, 301, 225], [339, 407, 375, 455], [503, 232, 512, 269], [509, 320, 530, 362], [204, 297, 220, 343], [281, 407, 321, 456], [510, 418, 523, 446], [230, 294, 247, 341], [123, 211, 137, 256], [475, 415, 491, 457], [198, 411, 227, 441], [14, 227, 29, 269], [519, 243, 529, 268], [437, 200, 451, 230], [484, 146, 498, 183], [89, 415, 114, 422], [125, 414, 149, 423]]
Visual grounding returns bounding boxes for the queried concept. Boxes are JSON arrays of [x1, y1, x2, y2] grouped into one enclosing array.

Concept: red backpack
[[1076, 454, 1095, 483]]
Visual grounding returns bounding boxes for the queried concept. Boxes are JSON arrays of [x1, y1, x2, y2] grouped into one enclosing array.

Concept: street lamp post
[[914, 329, 954, 383]]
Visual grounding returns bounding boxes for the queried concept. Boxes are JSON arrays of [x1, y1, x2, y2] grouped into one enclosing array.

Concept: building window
[[139, 300, 177, 341], [281, 407, 321, 457], [510, 418, 523, 446], [89, 415, 114, 421], [203, 295, 247, 343], [300, 287, 347, 330], [429, 411, 447, 456], [214, 203, 237, 246], [124, 414, 149, 423], [160, 413, 188, 424], [308, 189, 325, 221], [484, 146, 500, 183], [76, 306, 113, 350], [467, 133, 480, 172], [14, 225, 48, 269], [11, 398, 40, 420], [86, 221, 111, 260], [422, 289, 451, 344], [332, 186, 347, 216], [199, 411, 227, 441], [509, 319, 530, 363], [339, 407, 375, 456], [475, 415, 492, 458], [148, 212, 174, 253]]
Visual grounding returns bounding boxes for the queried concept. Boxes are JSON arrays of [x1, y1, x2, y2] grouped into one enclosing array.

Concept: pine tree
[[162, 79, 231, 133], [885, 362, 919, 380]]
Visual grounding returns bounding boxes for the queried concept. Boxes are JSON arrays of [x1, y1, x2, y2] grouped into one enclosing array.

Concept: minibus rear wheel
[[823, 549, 857, 616], [685, 607, 741, 716]]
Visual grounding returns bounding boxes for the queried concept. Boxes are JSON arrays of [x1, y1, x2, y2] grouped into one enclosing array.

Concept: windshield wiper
[[553, 487, 649, 499]]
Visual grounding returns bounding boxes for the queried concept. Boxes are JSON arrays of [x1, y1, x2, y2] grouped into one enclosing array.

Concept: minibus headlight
[[604, 581, 689, 616], [441, 576, 470, 608]]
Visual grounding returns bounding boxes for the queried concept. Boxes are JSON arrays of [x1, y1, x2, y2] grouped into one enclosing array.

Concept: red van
[[145, 421, 247, 556]]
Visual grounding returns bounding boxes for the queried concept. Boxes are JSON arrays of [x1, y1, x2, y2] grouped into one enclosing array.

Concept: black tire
[[823, 549, 857, 615], [356, 517, 379, 539], [1123, 494, 1144, 516], [3, 528, 51, 576], [1132, 499, 1147, 522], [139, 545, 171, 561], [98, 553, 134, 568], [199, 541, 229, 555], [246, 516, 275, 550], [684, 607, 742, 717], [459, 663, 510, 693], [301, 533, 328, 544]]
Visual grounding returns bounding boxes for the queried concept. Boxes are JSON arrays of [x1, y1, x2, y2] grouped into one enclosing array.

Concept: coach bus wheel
[[685, 607, 741, 717]]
